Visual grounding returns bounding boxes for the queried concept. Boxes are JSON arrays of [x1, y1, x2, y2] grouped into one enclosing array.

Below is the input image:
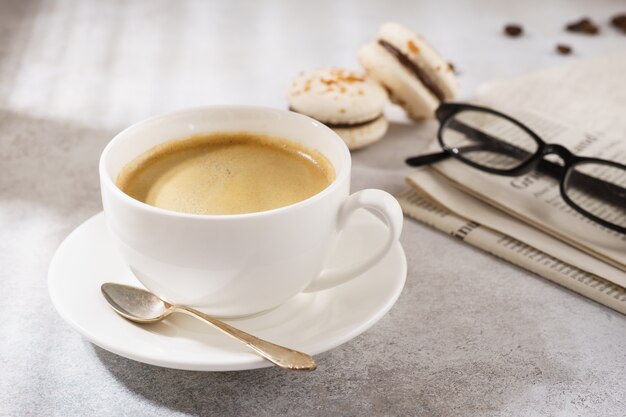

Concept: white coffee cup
[[100, 106, 403, 317]]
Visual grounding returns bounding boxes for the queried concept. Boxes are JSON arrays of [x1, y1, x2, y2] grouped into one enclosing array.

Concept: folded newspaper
[[399, 53, 626, 314]]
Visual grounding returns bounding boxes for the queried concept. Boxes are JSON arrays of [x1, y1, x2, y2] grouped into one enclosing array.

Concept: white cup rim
[[99, 105, 352, 220]]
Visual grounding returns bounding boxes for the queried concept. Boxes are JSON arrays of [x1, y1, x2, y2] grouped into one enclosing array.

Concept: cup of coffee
[[100, 106, 403, 316]]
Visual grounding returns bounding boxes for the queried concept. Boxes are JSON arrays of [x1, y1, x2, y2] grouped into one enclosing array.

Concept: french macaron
[[287, 68, 388, 150], [358, 22, 457, 120]]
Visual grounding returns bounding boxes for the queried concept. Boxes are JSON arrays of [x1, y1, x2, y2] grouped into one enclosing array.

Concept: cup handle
[[303, 189, 403, 293]]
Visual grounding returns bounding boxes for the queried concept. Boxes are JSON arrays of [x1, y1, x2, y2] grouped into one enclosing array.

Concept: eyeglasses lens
[[441, 110, 540, 171], [564, 161, 626, 229]]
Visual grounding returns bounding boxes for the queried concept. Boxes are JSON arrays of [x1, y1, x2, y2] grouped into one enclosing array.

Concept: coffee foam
[[116, 132, 335, 215]]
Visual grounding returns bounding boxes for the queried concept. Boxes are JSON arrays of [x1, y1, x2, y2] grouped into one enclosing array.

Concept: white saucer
[[48, 211, 406, 371]]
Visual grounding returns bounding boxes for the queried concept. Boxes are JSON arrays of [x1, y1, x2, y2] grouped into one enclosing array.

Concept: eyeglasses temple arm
[[405, 151, 451, 167]]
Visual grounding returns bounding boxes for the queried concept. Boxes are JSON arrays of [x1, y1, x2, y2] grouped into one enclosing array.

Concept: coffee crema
[[116, 132, 335, 215]]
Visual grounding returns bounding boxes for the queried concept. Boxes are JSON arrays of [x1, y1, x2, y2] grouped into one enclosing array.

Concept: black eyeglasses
[[406, 102, 626, 234]]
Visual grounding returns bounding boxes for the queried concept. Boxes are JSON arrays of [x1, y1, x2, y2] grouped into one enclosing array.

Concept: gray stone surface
[[1, 1, 625, 416]]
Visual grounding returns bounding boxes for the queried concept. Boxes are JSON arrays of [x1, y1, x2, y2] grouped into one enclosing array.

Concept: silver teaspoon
[[100, 283, 316, 371]]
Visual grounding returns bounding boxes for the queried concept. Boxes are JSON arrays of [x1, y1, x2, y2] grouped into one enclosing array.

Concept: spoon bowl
[[101, 283, 171, 323]]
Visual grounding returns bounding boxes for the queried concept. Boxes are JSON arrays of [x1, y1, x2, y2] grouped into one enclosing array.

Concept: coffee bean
[[504, 24, 523, 37], [611, 14, 626, 34], [556, 44, 572, 55], [566, 17, 599, 34]]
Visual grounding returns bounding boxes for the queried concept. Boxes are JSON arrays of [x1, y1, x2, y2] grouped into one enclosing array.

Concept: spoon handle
[[172, 305, 317, 371]]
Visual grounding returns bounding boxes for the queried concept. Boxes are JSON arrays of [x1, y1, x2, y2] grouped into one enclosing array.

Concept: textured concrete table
[[1, 1, 625, 416]]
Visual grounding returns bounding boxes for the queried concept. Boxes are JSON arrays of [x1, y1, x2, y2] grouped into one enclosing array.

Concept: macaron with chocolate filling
[[358, 22, 457, 120], [287, 68, 388, 150]]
